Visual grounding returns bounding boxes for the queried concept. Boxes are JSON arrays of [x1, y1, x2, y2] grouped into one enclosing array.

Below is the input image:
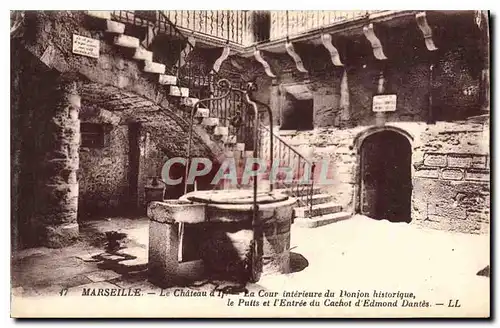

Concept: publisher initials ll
[[448, 299, 461, 307]]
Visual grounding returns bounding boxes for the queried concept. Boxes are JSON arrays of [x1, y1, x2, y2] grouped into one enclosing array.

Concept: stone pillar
[[339, 69, 350, 122], [38, 81, 81, 248], [270, 79, 280, 127]]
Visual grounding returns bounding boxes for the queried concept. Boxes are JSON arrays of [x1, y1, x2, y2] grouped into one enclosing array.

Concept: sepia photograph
[[10, 8, 491, 318]]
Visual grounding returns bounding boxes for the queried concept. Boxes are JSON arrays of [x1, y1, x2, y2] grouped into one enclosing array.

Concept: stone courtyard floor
[[11, 215, 490, 317]]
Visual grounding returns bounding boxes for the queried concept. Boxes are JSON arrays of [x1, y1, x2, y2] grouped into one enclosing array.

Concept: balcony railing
[[160, 10, 252, 46], [157, 10, 385, 47], [269, 10, 380, 41]]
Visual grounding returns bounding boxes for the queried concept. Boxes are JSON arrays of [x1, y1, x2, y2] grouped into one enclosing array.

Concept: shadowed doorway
[[359, 130, 412, 222]]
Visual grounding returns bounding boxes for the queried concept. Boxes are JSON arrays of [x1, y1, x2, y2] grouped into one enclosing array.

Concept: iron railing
[[157, 11, 256, 150], [259, 123, 316, 216], [110, 10, 317, 215]]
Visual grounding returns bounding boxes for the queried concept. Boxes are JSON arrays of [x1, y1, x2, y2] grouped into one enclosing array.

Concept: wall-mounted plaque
[[72, 34, 100, 58], [372, 94, 397, 112]]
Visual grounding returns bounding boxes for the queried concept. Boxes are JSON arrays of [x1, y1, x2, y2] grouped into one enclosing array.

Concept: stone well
[[147, 189, 296, 287]]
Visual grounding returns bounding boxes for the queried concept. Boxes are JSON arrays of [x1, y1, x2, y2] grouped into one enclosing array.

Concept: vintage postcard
[[10, 9, 490, 318]]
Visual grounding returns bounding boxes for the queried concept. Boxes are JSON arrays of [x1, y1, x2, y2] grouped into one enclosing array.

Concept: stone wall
[[12, 10, 489, 246], [12, 11, 224, 244], [21, 11, 173, 107], [412, 120, 490, 233], [263, 45, 482, 131], [78, 124, 129, 217], [262, 118, 489, 234], [11, 39, 24, 250], [11, 43, 62, 248], [77, 105, 223, 219], [257, 36, 488, 234]]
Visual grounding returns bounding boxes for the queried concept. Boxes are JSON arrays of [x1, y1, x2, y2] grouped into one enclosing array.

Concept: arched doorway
[[358, 130, 412, 222]]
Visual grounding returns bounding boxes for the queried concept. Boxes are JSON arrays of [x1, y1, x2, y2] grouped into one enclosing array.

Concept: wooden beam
[[285, 41, 308, 73], [416, 12, 438, 51], [213, 46, 231, 72], [321, 34, 343, 66], [254, 49, 276, 78], [175, 36, 196, 70], [363, 23, 387, 60], [141, 24, 159, 49]]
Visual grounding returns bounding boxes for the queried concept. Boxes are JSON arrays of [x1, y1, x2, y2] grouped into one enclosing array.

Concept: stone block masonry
[[263, 119, 489, 234], [412, 122, 490, 234], [414, 152, 489, 183]]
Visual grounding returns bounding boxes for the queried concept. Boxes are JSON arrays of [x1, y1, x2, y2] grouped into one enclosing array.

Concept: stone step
[[214, 126, 229, 136], [114, 34, 140, 48], [133, 47, 153, 61], [226, 143, 245, 152], [180, 87, 190, 97], [87, 11, 111, 20], [298, 193, 333, 206], [275, 185, 322, 197], [169, 86, 189, 97], [201, 117, 219, 126], [143, 61, 166, 74], [159, 74, 177, 85], [225, 135, 237, 144], [106, 20, 125, 34], [194, 107, 209, 118], [294, 202, 342, 218], [169, 86, 182, 97], [235, 143, 245, 151], [234, 150, 243, 160], [294, 212, 352, 228], [244, 150, 255, 158], [181, 97, 200, 107], [223, 150, 243, 160]]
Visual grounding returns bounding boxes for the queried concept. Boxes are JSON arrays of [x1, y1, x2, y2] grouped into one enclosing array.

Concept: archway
[[358, 130, 412, 222]]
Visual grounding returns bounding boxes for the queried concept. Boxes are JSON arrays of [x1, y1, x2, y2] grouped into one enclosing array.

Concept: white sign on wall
[[72, 34, 100, 58], [372, 94, 397, 112]]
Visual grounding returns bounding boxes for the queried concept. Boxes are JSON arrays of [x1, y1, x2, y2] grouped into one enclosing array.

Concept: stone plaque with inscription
[[72, 34, 100, 58], [447, 155, 472, 168], [415, 168, 439, 179], [465, 169, 489, 182], [423, 154, 447, 167], [441, 169, 464, 180]]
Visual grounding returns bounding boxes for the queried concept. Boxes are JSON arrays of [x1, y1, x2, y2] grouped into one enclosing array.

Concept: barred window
[[80, 123, 105, 148]]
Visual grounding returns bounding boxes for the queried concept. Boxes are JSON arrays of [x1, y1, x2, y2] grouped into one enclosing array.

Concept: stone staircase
[[86, 10, 245, 156], [258, 126, 352, 228], [86, 10, 351, 228], [275, 186, 351, 228]]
